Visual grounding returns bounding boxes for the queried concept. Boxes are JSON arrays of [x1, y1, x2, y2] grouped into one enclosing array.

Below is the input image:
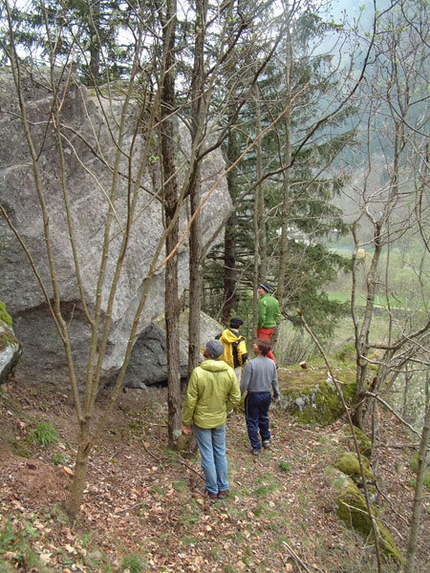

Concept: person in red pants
[[257, 283, 281, 364]]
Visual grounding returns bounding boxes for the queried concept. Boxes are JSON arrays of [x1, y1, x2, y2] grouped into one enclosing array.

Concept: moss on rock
[[337, 482, 369, 533], [327, 467, 403, 564], [337, 482, 403, 563], [334, 451, 374, 483], [279, 367, 356, 426], [345, 426, 373, 457], [0, 320, 19, 352], [0, 301, 13, 327]]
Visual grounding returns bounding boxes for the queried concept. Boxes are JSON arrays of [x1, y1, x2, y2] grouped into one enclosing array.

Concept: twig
[[178, 458, 204, 479], [373, 442, 420, 450], [282, 541, 320, 572], [141, 437, 204, 480], [365, 392, 422, 438], [140, 439, 162, 462]]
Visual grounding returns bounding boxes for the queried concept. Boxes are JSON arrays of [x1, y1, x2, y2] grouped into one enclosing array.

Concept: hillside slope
[[0, 374, 428, 572]]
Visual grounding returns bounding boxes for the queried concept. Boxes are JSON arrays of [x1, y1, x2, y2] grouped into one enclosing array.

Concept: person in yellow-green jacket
[[182, 339, 240, 502], [216, 317, 248, 383]]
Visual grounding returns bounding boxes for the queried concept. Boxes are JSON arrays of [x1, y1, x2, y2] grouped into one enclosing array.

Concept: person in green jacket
[[257, 282, 281, 363], [182, 339, 240, 502]]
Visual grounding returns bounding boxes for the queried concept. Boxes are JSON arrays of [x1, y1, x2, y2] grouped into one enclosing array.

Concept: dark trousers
[[244, 392, 272, 450]]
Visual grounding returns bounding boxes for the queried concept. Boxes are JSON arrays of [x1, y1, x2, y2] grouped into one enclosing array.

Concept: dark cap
[[229, 317, 244, 328], [259, 283, 270, 293], [205, 339, 224, 359]]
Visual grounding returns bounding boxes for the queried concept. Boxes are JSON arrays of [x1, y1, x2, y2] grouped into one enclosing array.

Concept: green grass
[[178, 499, 202, 528], [254, 483, 280, 496], [327, 292, 352, 304], [149, 485, 164, 497], [278, 460, 292, 472], [31, 421, 59, 447], [51, 452, 66, 466], [119, 553, 146, 573]]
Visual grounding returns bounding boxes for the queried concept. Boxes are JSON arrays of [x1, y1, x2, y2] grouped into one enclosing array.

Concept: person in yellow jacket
[[216, 317, 248, 383], [182, 340, 240, 502]]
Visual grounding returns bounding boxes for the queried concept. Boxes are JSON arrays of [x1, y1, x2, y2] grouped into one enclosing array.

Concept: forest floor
[[0, 371, 429, 573]]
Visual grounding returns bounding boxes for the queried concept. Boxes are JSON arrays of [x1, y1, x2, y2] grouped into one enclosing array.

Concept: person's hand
[[182, 426, 192, 435]]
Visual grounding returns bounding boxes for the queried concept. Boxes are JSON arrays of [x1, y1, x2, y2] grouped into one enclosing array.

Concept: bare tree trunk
[[66, 421, 91, 518], [222, 127, 240, 322], [187, 0, 208, 377], [255, 83, 267, 282], [252, 84, 266, 337], [165, 232, 181, 447], [188, 172, 203, 376], [276, 21, 292, 304], [352, 220, 383, 429], [160, 0, 181, 447], [271, 18, 293, 350], [351, 98, 405, 429], [88, 1, 101, 83]]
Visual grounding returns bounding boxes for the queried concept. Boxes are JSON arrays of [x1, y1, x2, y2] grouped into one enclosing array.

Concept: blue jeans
[[193, 424, 229, 495], [245, 392, 272, 450]]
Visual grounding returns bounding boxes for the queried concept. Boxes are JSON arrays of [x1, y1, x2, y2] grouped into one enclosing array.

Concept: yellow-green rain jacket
[[182, 360, 240, 429]]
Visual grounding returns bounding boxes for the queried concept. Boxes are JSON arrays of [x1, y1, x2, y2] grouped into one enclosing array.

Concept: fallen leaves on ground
[[0, 377, 429, 573]]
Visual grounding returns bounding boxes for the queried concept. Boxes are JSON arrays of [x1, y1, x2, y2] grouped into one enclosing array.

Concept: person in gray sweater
[[240, 339, 281, 455]]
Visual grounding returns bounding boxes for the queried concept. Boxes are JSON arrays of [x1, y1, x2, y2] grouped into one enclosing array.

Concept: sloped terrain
[[0, 373, 429, 573]]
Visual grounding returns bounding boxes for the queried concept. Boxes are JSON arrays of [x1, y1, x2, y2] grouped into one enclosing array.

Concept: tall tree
[[186, 0, 208, 376], [203, 1, 364, 343], [158, 0, 183, 447], [0, 0, 136, 84]]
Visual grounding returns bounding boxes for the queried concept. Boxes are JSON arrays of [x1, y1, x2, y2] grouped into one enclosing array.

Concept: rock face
[[122, 311, 223, 388], [0, 69, 231, 389]]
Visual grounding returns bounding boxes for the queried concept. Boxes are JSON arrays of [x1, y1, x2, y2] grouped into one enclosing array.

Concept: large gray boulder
[[0, 69, 231, 389], [122, 310, 223, 388]]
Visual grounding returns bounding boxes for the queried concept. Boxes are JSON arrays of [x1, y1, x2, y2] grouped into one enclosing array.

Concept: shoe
[[217, 490, 227, 500], [262, 440, 270, 448], [206, 491, 218, 503], [252, 448, 261, 455]]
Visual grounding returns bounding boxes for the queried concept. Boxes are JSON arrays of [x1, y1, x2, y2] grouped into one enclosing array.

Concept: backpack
[[232, 336, 245, 368]]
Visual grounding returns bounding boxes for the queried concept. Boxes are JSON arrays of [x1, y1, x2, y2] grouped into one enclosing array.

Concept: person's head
[[253, 338, 271, 357], [229, 317, 244, 329], [257, 283, 271, 296], [204, 339, 224, 360]]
